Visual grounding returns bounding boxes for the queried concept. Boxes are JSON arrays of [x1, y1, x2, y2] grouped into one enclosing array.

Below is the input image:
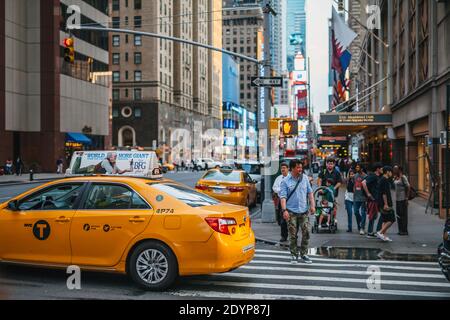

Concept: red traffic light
[[64, 38, 74, 47]]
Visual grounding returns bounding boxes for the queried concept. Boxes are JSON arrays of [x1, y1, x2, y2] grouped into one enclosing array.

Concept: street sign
[[251, 76, 283, 88]]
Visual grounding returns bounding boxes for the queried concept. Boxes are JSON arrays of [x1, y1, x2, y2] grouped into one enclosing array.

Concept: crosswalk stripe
[[252, 255, 441, 272], [242, 264, 446, 279], [169, 290, 367, 300], [183, 280, 450, 299], [256, 249, 438, 266], [212, 272, 450, 288]]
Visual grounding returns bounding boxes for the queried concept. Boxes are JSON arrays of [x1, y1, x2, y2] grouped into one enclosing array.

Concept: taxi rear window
[[239, 164, 261, 175], [150, 183, 219, 207], [202, 171, 241, 182]]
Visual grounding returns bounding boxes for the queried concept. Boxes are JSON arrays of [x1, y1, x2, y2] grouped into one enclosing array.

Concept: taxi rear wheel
[[128, 241, 178, 291]]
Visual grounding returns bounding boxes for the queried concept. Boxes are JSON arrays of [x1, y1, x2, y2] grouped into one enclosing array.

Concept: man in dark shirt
[[376, 166, 396, 242], [363, 163, 383, 238], [317, 158, 342, 197]]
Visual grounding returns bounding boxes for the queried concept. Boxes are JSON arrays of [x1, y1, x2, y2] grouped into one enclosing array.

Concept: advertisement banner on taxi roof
[[67, 151, 161, 177]]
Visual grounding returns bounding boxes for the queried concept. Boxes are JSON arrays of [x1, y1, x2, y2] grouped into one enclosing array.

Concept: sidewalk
[[251, 188, 445, 255], [0, 173, 63, 185]]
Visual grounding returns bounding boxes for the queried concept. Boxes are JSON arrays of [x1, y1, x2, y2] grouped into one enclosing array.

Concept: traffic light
[[64, 37, 75, 63], [337, 0, 344, 12]]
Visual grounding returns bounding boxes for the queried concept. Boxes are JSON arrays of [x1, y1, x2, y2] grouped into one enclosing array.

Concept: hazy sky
[[305, 0, 333, 133]]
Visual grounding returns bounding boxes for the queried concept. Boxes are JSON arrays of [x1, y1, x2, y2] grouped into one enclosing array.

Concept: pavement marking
[[254, 254, 441, 272], [169, 290, 367, 300], [213, 272, 450, 288], [184, 280, 450, 299], [242, 264, 446, 279], [256, 249, 438, 265]]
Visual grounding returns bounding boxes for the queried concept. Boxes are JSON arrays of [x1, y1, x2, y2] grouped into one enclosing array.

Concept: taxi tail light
[[205, 217, 237, 235], [227, 186, 245, 192], [195, 184, 209, 191]]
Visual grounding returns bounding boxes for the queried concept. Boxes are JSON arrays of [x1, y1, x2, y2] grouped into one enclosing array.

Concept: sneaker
[[366, 233, 377, 239], [300, 255, 313, 264], [280, 237, 288, 242], [290, 255, 298, 265], [384, 236, 393, 242], [376, 232, 385, 241], [346, 229, 352, 233], [359, 229, 365, 235]]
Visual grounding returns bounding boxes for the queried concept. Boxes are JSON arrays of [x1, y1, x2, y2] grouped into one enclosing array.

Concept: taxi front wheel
[[128, 241, 178, 291]]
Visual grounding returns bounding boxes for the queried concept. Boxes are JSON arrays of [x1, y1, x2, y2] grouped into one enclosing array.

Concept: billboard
[[297, 89, 308, 118]]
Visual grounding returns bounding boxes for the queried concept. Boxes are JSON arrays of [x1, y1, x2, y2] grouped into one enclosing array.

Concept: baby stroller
[[312, 186, 338, 234]]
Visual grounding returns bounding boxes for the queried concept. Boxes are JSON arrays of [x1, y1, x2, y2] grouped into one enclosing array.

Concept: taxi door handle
[[56, 217, 71, 223], [129, 217, 146, 223]]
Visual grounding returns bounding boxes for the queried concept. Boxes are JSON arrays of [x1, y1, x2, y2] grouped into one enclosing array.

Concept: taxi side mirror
[[7, 200, 19, 211]]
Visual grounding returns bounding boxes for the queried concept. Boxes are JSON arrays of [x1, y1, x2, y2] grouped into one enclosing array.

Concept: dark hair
[[371, 163, 383, 171], [382, 165, 393, 173], [397, 166, 404, 174], [326, 178, 334, 185], [326, 158, 336, 164], [280, 162, 288, 168], [289, 159, 303, 171]]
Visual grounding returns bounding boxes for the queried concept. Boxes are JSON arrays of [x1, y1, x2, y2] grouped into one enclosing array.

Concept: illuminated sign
[[320, 113, 392, 126], [282, 121, 298, 136]]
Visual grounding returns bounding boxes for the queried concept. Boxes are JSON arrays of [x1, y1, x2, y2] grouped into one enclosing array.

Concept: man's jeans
[[354, 201, 367, 231], [287, 212, 310, 257]]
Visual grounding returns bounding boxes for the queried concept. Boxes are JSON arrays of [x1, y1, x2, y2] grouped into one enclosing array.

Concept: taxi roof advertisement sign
[[66, 151, 162, 178]]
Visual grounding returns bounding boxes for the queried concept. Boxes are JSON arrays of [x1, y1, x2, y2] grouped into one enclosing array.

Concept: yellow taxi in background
[[0, 176, 255, 291], [195, 169, 258, 207]]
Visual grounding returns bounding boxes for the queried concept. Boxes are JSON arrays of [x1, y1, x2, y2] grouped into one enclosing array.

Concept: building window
[[112, 107, 119, 118], [112, 0, 120, 11], [112, 53, 120, 65], [134, 16, 142, 28], [135, 71, 142, 82], [134, 88, 142, 101], [125, 52, 129, 62], [112, 89, 120, 101], [112, 17, 120, 28], [125, 89, 129, 98], [134, 107, 142, 118], [134, 35, 142, 46], [112, 35, 120, 47], [134, 52, 142, 64], [125, 34, 129, 43], [113, 71, 120, 82], [134, 0, 142, 10], [125, 71, 129, 80]]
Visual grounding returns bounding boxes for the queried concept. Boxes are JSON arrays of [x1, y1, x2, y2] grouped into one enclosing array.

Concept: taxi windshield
[[150, 183, 219, 207], [202, 171, 241, 182]]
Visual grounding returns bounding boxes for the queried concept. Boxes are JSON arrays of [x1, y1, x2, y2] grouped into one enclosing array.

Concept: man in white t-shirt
[[273, 162, 289, 242]]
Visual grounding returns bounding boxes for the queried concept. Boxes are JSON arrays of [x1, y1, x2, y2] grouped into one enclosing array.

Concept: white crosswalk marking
[[169, 246, 450, 300]]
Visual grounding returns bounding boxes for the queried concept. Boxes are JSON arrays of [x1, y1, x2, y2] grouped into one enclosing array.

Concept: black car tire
[[128, 241, 178, 291]]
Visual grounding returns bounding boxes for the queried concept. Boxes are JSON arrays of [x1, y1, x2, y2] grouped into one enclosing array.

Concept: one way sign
[[251, 77, 283, 88]]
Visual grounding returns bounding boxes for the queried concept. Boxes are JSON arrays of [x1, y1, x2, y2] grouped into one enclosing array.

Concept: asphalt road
[[1, 171, 449, 300]]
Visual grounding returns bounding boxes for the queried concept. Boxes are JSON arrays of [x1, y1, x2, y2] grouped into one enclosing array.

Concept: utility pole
[[260, 2, 276, 223]]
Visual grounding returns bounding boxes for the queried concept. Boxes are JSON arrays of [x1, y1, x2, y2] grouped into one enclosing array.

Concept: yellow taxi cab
[[162, 163, 175, 171], [0, 151, 255, 291], [195, 169, 258, 207]]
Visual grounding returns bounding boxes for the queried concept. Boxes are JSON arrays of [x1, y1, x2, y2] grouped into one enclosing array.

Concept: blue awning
[[66, 133, 92, 145]]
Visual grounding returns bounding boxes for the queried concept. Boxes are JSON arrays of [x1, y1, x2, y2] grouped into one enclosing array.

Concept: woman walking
[[345, 169, 360, 232], [394, 166, 410, 235]]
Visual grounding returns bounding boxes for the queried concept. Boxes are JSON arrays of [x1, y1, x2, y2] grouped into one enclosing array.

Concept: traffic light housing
[[338, 0, 344, 12], [64, 37, 75, 63]]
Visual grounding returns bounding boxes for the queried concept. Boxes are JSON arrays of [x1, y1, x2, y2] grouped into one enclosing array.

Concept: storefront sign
[[320, 113, 392, 126]]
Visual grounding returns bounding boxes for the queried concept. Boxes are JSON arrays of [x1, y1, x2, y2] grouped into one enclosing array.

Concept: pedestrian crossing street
[[169, 246, 450, 300]]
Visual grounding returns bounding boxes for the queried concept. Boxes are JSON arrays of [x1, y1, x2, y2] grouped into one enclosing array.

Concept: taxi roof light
[[205, 217, 237, 235]]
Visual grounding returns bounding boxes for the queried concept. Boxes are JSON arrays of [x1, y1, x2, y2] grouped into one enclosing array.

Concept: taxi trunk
[[196, 180, 247, 206]]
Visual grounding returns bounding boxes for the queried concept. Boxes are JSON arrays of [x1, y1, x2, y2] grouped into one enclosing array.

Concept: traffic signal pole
[[261, 2, 276, 223]]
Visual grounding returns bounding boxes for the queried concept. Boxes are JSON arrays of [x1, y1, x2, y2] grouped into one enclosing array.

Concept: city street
[[0, 171, 449, 300]]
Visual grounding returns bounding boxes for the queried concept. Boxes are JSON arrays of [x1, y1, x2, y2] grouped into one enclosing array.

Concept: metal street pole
[[261, 2, 276, 223], [446, 84, 450, 221]]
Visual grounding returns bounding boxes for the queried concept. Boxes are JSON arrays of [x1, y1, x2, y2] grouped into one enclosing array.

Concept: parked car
[[438, 218, 450, 281], [234, 160, 262, 196], [196, 158, 223, 170]]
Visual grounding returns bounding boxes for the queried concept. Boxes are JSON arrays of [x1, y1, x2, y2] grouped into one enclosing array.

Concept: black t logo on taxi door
[[33, 220, 51, 240]]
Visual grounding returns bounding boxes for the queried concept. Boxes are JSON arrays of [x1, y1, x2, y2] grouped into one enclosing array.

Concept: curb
[[0, 178, 60, 186]]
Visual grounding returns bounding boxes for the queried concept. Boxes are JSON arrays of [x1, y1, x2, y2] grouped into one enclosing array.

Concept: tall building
[[271, 0, 289, 106], [223, 0, 264, 114], [287, 0, 306, 71], [0, 0, 111, 172], [111, 0, 222, 162]]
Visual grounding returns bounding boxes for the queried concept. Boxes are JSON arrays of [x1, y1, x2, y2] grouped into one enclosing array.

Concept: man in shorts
[[376, 166, 396, 242]]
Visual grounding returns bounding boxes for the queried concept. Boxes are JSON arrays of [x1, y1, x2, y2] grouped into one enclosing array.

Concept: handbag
[[401, 175, 417, 201]]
